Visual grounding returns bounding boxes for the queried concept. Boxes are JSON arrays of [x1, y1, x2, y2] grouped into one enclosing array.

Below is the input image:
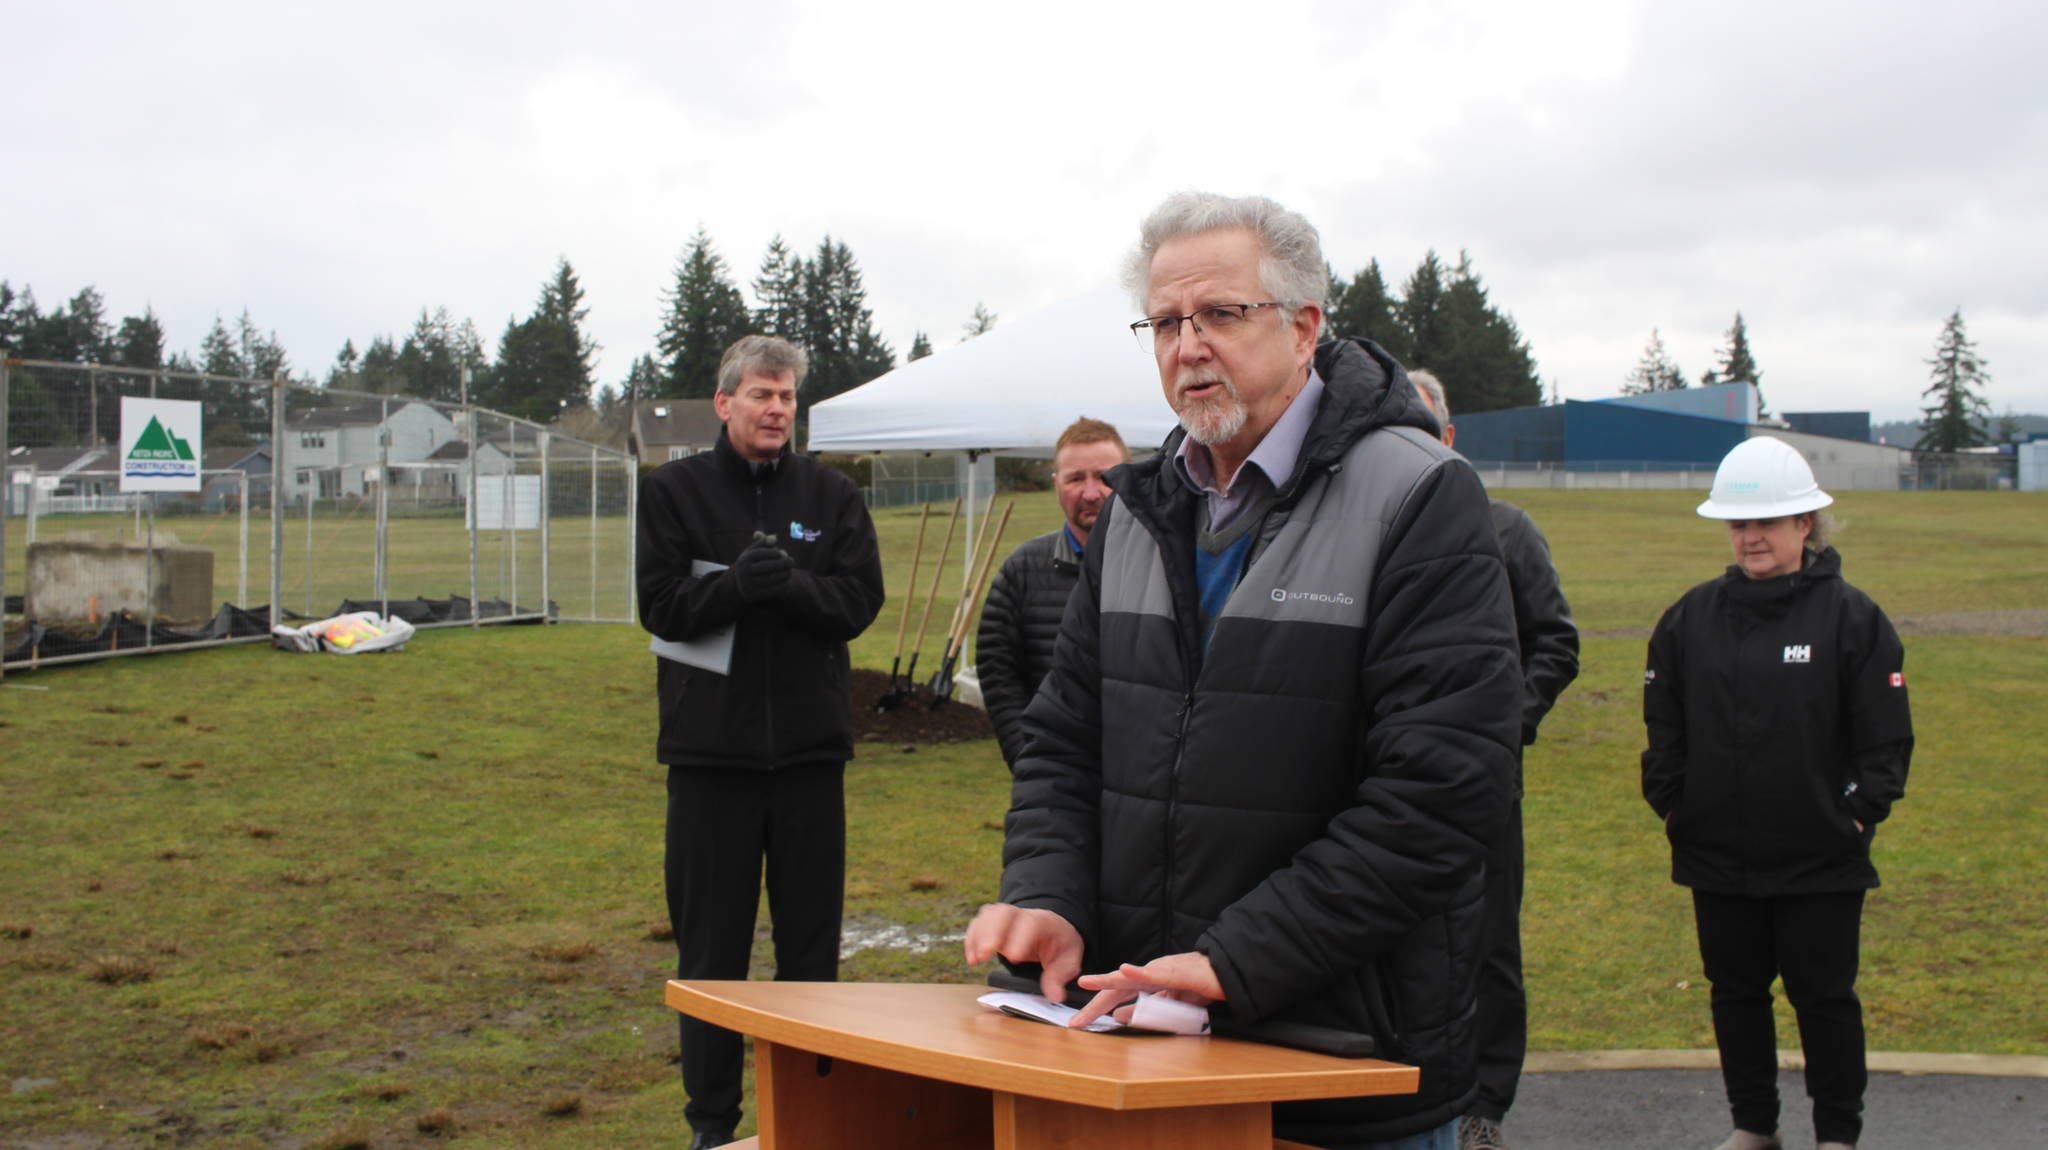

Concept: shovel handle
[[947, 500, 1015, 655], [909, 498, 962, 664], [941, 490, 1002, 650], [888, 502, 932, 662]]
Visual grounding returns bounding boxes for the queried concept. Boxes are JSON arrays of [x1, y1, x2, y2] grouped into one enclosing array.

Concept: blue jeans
[[1324, 1117, 1460, 1150]]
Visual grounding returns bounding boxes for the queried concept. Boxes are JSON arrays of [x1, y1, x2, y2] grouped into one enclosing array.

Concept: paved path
[[1502, 1067, 2044, 1149]]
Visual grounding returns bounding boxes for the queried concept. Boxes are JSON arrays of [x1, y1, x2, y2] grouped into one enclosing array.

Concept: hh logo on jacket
[[788, 521, 823, 543], [1783, 644, 1813, 664]]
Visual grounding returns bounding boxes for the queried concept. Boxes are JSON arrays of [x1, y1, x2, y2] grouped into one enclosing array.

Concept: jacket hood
[[1109, 337, 1430, 504], [1722, 545, 1843, 616]]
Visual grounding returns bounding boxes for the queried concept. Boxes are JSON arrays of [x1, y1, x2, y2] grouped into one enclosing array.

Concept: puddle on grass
[[838, 921, 964, 961]]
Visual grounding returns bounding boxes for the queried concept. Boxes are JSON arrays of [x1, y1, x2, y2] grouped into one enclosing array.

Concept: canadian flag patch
[[1889, 672, 1905, 687]]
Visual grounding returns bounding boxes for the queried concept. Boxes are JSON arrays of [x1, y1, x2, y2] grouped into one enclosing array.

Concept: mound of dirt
[[850, 668, 995, 744]]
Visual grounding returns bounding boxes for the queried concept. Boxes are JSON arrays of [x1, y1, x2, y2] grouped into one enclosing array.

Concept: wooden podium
[[666, 980, 1418, 1149]]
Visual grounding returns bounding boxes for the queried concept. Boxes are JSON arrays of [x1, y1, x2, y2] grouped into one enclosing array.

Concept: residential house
[[629, 400, 721, 461], [281, 401, 458, 506]]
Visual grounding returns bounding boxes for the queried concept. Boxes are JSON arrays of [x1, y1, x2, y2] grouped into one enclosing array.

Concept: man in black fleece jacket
[[1412, 369, 1580, 1150], [637, 335, 884, 1150]]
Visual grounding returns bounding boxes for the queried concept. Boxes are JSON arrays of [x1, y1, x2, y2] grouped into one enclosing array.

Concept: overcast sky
[[7, 0, 2044, 424]]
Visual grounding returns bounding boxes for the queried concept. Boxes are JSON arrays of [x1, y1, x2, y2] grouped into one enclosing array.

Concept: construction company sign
[[119, 397, 203, 492]]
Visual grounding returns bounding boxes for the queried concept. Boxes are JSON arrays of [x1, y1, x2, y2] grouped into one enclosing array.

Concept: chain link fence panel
[[4, 359, 635, 672]]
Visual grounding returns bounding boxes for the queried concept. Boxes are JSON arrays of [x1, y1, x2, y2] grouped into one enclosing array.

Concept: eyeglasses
[[1130, 302, 1286, 355]]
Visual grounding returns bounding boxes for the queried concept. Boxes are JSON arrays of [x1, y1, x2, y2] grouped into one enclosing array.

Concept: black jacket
[[1003, 339, 1522, 1145], [976, 527, 1082, 767], [1491, 500, 1579, 753], [637, 430, 884, 769], [1642, 546, 1912, 895]]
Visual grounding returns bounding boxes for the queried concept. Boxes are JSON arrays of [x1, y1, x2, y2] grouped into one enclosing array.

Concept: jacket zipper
[[1142, 493, 1197, 960], [1163, 684, 1192, 957], [755, 476, 775, 765]]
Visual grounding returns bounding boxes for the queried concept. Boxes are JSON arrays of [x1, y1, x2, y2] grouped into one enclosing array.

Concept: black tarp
[[4, 596, 553, 664]]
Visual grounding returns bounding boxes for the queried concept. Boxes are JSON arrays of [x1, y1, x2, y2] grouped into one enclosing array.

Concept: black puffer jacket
[[1642, 546, 1912, 895], [1003, 339, 1522, 1146], [976, 527, 1082, 768], [636, 429, 885, 770]]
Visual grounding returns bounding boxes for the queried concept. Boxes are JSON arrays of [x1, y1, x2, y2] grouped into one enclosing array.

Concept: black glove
[[730, 541, 793, 603]]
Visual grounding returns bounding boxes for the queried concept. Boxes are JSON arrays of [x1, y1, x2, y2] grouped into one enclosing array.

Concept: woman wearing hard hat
[[1641, 436, 1913, 1150]]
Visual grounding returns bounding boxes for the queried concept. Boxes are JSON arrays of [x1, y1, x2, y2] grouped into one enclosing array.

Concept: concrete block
[[24, 539, 215, 625]]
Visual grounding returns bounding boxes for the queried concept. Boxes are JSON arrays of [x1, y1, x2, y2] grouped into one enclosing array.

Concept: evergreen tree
[[962, 302, 998, 341], [1399, 251, 1452, 371], [0, 283, 66, 445], [193, 315, 259, 445], [63, 287, 113, 364], [619, 352, 662, 410], [356, 335, 404, 394], [751, 235, 804, 339], [0, 285, 86, 364], [658, 229, 754, 398], [327, 339, 362, 388], [797, 236, 894, 405], [0, 281, 20, 354], [1323, 264, 1348, 323], [1624, 328, 1687, 394], [908, 331, 933, 361], [539, 258, 598, 385], [1327, 259, 1408, 361], [1915, 308, 1992, 453], [114, 307, 188, 410], [0, 286, 102, 364], [490, 260, 599, 420], [1711, 312, 1761, 383], [1431, 252, 1540, 412], [236, 309, 291, 380], [1995, 408, 2022, 446], [113, 309, 167, 369], [386, 307, 486, 402], [1707, 311, 1765, 413], [199, 316, 246, 377]]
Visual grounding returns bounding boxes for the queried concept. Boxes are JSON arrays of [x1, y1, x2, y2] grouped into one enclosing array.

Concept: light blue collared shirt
[[1173, 368, 1325, 533]]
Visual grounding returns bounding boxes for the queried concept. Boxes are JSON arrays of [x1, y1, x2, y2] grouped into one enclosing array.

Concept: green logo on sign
[[127, 416, 196, 472]]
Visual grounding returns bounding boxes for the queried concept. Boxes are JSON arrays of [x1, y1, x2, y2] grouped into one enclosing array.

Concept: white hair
[[1409, 368, 1450, 424], [1122, 192, 1327, 327]]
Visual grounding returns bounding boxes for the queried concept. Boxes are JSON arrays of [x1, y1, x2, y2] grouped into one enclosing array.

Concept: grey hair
[[716, 334, 809, 395], [1805, 510, 1839, 551], [1408, 368, 1450, 427], [1122, 192, 1327, 326]]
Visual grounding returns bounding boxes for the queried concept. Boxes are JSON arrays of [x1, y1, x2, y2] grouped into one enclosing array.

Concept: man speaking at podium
[[966, 192, 1521, 1150]]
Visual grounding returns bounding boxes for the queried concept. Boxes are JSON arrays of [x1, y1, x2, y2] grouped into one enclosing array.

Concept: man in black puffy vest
[[976, 417, 1128, 770], [966, 192, 1522, 1150]]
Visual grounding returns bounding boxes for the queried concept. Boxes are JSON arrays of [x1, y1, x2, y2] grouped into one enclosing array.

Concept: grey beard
[[1179, 398, 1248, 446]]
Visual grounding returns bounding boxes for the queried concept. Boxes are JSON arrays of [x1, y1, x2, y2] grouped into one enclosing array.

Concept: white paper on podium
[[976, 991, 1210, 1035], [649, 560, 735, 675]]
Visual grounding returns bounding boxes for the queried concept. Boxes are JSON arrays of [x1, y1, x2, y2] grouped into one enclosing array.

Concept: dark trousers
[[1692, 888, 1866, 1146], [1470, 794, 1526, 1121], [666, 762, 846, 1136]]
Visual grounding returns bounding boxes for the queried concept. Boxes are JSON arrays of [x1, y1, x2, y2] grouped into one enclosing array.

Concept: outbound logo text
[[1269, 587, 1355, 606]]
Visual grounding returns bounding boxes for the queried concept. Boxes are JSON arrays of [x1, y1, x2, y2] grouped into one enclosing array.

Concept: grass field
[[2, 489, 2044, 1148]]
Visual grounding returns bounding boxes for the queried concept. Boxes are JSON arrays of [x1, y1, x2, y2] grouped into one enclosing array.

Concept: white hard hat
[[1696, 436, 1834, 519]]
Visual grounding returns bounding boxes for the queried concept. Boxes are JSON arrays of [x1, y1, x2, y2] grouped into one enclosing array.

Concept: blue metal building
[[1455, 399, 1747, 469]]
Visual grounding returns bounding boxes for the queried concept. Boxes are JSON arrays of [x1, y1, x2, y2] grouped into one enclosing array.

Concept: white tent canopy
[[808, 286, 1179, 457]]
